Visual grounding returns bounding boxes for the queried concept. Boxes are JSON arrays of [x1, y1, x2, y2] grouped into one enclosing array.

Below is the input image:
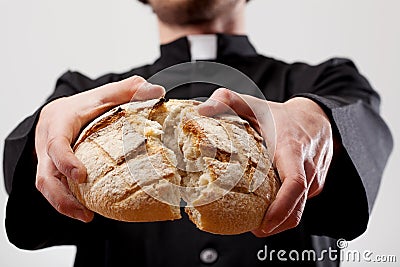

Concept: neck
[[158, 3, 246, 44]]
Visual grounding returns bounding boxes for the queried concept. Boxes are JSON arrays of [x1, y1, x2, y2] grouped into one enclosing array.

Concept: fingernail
[[261, 223, 277, 234], [196, 105, 208, 116], [140, 81, 165, 91], [205, 98, 218, 106], [261, 228, 272, 235], [139, 81, 153, 89], [198, 101, 217, 116], [73, 209, 86, 222], [135, 82, 165, 101], [75, 208, 92, 222]]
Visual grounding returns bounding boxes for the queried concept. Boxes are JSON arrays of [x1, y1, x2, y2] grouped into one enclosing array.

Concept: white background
[[1, 0, 399, 266]]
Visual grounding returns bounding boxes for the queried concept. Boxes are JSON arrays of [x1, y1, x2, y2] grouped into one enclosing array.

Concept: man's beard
[[148, 0, 239, 26]]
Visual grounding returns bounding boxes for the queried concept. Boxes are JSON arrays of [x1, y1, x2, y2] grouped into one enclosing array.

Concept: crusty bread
[[68, 98, 280, 234]]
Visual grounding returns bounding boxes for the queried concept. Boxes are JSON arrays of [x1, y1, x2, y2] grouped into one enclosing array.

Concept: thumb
[[76, 75, 165, 124], [197, 88, 254, 118]]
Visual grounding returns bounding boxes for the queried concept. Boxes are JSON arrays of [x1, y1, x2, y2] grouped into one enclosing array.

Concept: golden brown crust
[[69, 99, 182, 222], [185, 191, 268, 235], [69, 99, 280, 234]]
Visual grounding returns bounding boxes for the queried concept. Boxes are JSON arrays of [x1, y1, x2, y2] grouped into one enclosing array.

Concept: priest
[[3, 0, 393, 266]]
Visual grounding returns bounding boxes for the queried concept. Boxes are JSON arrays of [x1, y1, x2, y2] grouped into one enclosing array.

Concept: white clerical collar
[[187, 34, 218, 61]]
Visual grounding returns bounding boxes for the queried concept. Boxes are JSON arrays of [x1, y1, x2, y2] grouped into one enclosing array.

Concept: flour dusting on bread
[[68, 98, 280, 234]]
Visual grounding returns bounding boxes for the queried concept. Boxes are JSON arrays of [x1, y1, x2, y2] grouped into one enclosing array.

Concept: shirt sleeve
[[288, 58, 393, 240], [4, 71, 80, 194], [3, 71, 111, 249]]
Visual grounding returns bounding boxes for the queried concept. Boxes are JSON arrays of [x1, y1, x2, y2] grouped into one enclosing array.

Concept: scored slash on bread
[[68, 98, 280, 235]]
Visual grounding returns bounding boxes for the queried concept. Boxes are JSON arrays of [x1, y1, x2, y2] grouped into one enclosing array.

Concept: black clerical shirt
[[3, 34, 393, 267]]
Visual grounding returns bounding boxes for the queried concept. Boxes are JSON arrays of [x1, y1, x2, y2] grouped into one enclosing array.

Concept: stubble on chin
[[149, 0, 239, 26]]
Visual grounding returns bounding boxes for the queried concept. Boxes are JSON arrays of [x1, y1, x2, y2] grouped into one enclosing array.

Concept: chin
[[149, 0, 241, 25]]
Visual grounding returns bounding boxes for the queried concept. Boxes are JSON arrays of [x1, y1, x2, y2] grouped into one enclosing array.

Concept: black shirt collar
[[158, 34, 258, 66]]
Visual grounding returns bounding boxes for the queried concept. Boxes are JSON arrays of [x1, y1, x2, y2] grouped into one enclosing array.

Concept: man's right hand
[[35, 76, 165, 222]]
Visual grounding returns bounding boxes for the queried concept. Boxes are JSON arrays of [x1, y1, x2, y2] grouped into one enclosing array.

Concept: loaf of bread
[[68, 98, 280, 235]]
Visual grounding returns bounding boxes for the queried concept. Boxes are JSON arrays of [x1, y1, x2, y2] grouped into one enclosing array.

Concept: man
[[3, 0, 392, 266]]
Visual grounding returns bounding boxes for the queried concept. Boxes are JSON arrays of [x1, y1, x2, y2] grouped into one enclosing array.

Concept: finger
[[132, 80, 166, 101], [303, 159, 320, 198], [46, 136, 87, 183], [268, 192, 306, 235], [77, 75, 165, 122], [36, 158, 94, 222], [258, 176, 306, 234], [305, 139, 332, 199], [307, 160, 329, 199], [258, 144, 307, 234], [252, 192, 307, 237], [88, 75, 165, 104], [197, 88, 277, 139], [307, 167, 323, 199], [197, 88, 255, 117]]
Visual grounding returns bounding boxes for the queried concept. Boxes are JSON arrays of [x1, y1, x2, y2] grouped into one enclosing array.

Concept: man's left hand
[[198, 88, 333, 237]]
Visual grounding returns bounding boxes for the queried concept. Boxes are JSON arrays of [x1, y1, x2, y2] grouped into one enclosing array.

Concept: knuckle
[[46, 136, 60, 155], [91, 94, 117, 114], [215, 87, 228, 94], [35, 175, 46, 192], [127, 75, 146, 91], [46, 137, 75, 176], [41, 98, 66, 114], [54, 199, 70, 215], [131, 75, 145, 84], [92, 96, 107, 111], [268, 207, 291, 227], [292, 214, 302, 228], [57, 160, 75, 178], [288, 210, 303, 229], [41, 102, 54, 115], [94, 75, 147, 107], [39, 105, 50, 117], [215, 87, 232, 99], [38, 106, 52, 124], [292, 174, 308, 192]]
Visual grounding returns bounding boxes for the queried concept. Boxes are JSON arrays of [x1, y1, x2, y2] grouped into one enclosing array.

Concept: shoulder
[[56, 64, 153, 93], [253, 55, 360, 80], [289, 57, 359, 77], [257, 54, 358, 73], [272, 56, 367, 94], [287, 57, 370, 91]]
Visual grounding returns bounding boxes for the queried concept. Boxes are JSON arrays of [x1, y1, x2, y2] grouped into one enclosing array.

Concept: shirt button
[[200, 248, 218, 264]]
